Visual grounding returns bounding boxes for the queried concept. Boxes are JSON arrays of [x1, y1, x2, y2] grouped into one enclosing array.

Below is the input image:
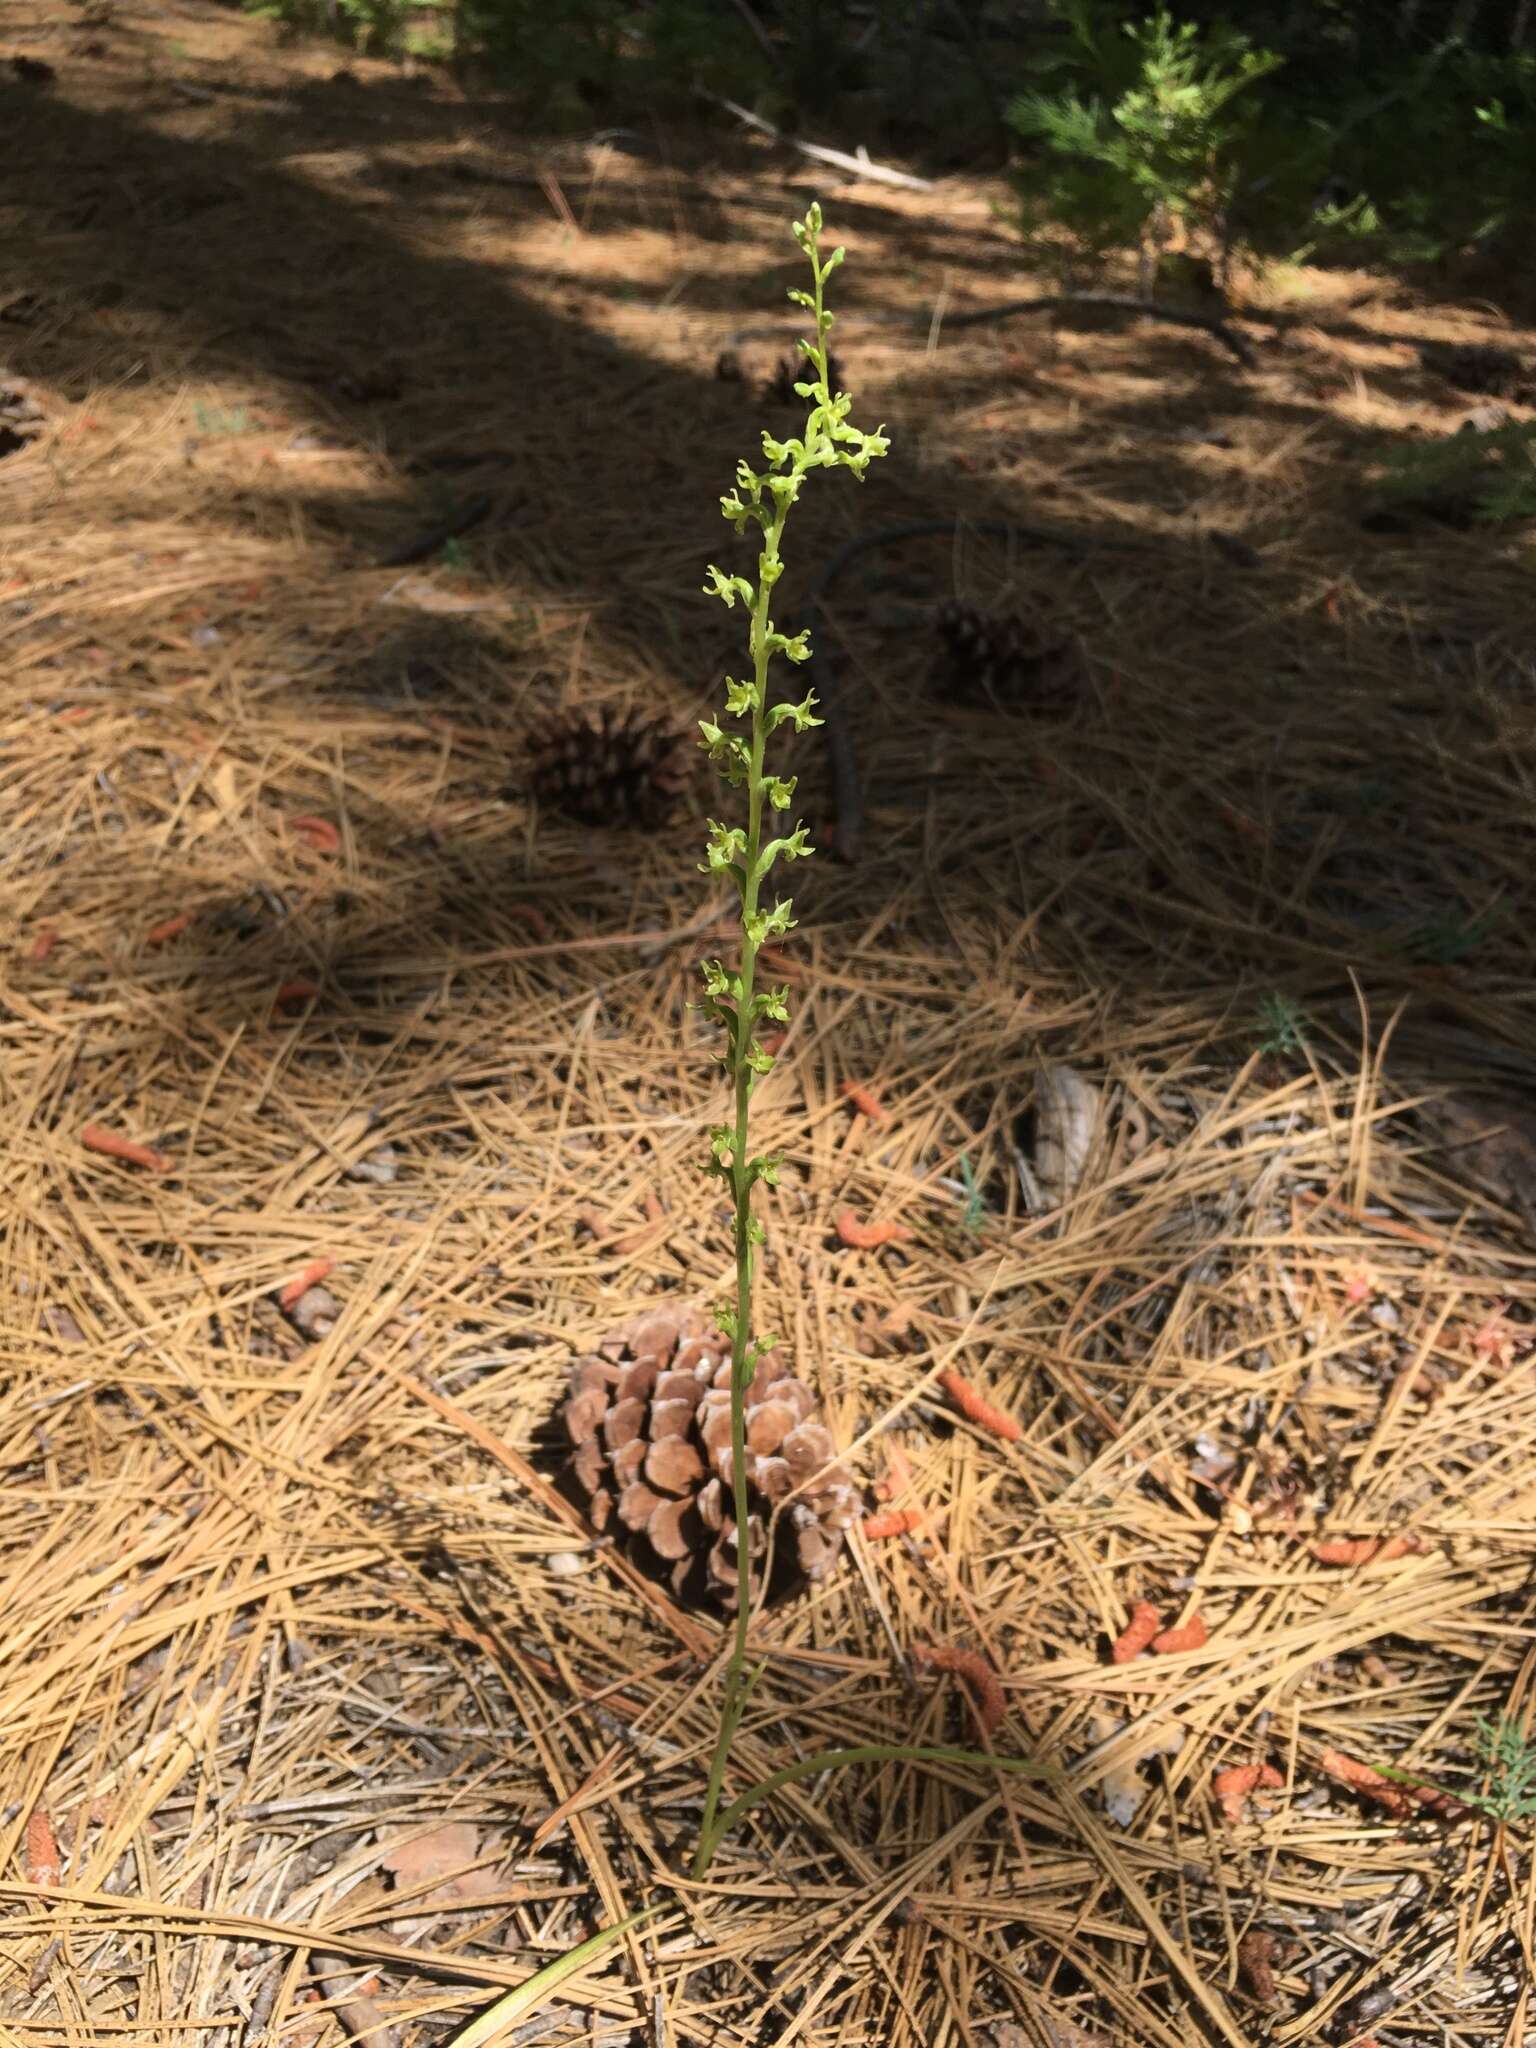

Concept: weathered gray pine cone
[[563, 1306, 857, 1606]]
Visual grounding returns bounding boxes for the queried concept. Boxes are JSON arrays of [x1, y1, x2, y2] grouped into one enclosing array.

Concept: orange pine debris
[[1319, 1747, 1410, 1816], [25, 1808, 61, 1889], [1319, 1745, 1469, 1820], [1151, 1614, 1208, 1655], [1312, 1534, 1419, 1567], [836, 1211, 912, 1249], [81, 1124, 170, 1173], [1111, 1601, 1163, 1664], [913, 1643, 1006, 1736], [1237, 1929, 1277, 2004], [861, 1508, 924, 1541], [288, 814, 341, 854], [939, 1367, 1021, 1442], [509, 904, 550, 939], [873, 1440, 914, 1504], [273, 979, 321, 1010], [145, 912, 193, 946], [839, 1080, 885, 1120], [26, 926, 58, 962], [279, 1259, 334, 1312], [1212, 1763, 1285, 1823]]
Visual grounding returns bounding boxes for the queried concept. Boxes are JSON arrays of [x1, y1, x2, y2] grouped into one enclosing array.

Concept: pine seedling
[[1255, 990, 1307, 1056], [1474, 1714, 1536, 1824]]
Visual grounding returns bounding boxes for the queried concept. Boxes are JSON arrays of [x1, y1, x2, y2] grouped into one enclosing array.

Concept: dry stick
[[316, 1958, 400, 2048], [801, 517, 1146, 863], [700, 90, 937, 192], [376, 492, 500, 569]]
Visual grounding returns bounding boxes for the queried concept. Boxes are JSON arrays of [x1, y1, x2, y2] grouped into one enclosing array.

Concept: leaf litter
[[2, 10, 1536, 2045]]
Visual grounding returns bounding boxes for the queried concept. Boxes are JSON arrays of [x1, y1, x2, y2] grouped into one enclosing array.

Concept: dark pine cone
[[763, 350, 844, 406], [563, 1306, 858, 1607], [526, 704, 695, 828], [933, 598, 1082, 710]]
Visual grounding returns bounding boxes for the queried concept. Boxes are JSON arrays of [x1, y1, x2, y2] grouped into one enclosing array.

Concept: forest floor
[[3, 6, 1536, 2046]]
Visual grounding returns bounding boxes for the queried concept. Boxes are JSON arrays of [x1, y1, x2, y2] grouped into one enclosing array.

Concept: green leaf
[[445, 1911, 659, 2048]]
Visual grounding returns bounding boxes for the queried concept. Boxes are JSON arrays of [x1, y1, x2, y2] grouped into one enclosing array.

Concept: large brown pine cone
[[563, 1307, 857, 1607], [933, 598, 1082, 710], [526, 704, 695, 827]]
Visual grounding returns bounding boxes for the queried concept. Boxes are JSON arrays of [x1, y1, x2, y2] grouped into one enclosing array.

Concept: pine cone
[[763, 350, 843, 406], [1419, 341, 1530, 401], [563, 1307, 858, 1606], [527, 705, 695, 827], [933, 599, 1081, 710]]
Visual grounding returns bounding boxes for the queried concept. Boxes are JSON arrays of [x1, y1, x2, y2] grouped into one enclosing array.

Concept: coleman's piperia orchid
[[691, 204, 888, 1874]]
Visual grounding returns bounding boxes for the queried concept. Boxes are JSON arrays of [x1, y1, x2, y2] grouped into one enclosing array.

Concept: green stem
[[693, 501, 786, 1881]]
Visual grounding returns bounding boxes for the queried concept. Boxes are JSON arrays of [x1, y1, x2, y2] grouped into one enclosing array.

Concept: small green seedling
[[1255, 990, 1307, 1056], [1405, 901, 1508, 966], [193, 401, 249, 437], [1473, 1714, 1536, 1823], [1377, 1712, 1536, 1828], [958, 1151, 986, 1235]]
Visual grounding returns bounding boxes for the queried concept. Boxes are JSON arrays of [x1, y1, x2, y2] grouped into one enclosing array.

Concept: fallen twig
[[701, 92, 936, 192], [376, 492, 496, 569], [316, 1958, 399, 2048]]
